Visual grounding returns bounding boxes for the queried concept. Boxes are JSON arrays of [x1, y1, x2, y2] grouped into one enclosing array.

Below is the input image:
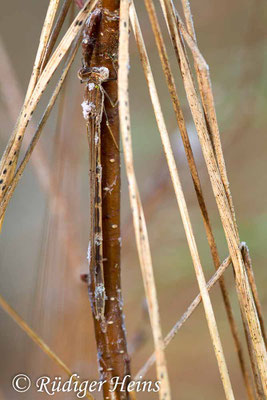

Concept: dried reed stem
[[175, 7, 259, 398], [0, 37, 51, 191], [134, 0, 252, 396], [241, 308, 265, 399], [241, 243, 267, 348], [119, 1, 171, 399], [0, 294, 95, 400], [177, 3, 238, 237], [25, 0, 60, 104], [160, 0, 267, 393], [180, 0, 195, 40], [0, 34, 81, 220], [0, 21, 84, 282], [140, 1, 235, 398], [40, 0, 73, 73], [135, 254, 232, 379], [240, 242, 267, 397], [0, 0, 97, 218]]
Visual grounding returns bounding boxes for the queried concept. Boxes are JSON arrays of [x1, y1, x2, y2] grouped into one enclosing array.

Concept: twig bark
[[81, 1, 132, 398]]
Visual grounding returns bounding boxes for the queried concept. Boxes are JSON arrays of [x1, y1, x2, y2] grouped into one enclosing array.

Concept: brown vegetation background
[[0, 0, 266, 399]]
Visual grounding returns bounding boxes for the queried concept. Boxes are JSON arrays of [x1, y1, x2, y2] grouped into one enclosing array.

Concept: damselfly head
[[77, 66, 91, 82], [77, 66, 110, 84]]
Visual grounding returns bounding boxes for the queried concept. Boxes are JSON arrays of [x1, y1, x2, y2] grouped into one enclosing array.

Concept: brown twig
[[80, 1, 132, 399]]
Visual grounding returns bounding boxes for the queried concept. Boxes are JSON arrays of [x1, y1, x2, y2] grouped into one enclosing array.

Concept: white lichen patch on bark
[[95, 233, 103, 246], [81, 100, 95, 120]]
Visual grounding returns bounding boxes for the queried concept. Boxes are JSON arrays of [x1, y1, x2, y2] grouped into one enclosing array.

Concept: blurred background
[[0, 0, 266, 399]]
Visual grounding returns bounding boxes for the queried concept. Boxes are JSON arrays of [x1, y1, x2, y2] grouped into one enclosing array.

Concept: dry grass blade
[[136, 2, 235, 398], [180, 0, 195, 40], [0, 0, 97, 221], [178, 5, 264, 396], [119, 1, 171, 399], [0, 37, 63, 220], [133, 0, 252, 396], [0, 0, 60, 176], [241, 243, 267, 347], [0, 295, 95, 400], [0, 34, 84, 286], [24, 0, 60, 104], [174, 6, 238, 236], [135, 255, 232, 379], [0, 34, 81, 220], [40, 0, 73, 73], [160, 0, 267, 393], [241, 305, 265, 398]]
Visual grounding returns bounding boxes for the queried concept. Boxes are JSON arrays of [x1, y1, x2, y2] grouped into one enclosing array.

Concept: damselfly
[[78, 8, 118, 323]]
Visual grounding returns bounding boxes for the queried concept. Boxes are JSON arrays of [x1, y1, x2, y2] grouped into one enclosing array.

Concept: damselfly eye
[[77, 67, 91, 82], [77, 69, 84, 80]]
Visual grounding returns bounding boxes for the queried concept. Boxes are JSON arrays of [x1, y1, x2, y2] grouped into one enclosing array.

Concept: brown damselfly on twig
[[78, 8, 118, 326]]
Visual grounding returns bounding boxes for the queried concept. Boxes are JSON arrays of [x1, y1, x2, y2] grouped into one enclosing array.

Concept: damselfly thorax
[[78, 66, 110, 84]]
